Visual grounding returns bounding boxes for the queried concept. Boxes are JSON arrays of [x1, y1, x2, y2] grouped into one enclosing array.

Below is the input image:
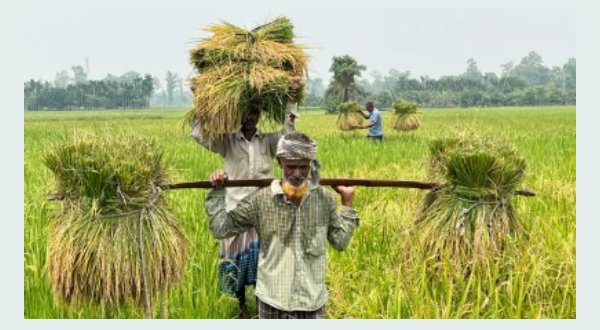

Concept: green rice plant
[[24, 107, 576, 319], [417, 132, 527, 268], [392, 99, 421, 131], [187, 17, 308, 139], [336, 101, 364, 130], [43, 131, 188, 312]]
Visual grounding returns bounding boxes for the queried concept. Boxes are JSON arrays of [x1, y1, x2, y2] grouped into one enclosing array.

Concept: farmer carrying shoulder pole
[[191, 82, 301, 318], [205, 132, 359, 319]]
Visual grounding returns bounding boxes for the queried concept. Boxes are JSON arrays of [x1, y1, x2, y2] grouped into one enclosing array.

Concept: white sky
[[23, 7, 575, 85]]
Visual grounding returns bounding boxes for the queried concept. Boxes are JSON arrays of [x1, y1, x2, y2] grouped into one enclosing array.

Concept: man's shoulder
[[314, 185, 336, 202], [205, 132, 236, 147], [374, 109, 382, 120], [250, 186, 272, 199]]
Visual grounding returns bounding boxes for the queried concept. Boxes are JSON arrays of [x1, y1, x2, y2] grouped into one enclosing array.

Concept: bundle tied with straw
[[416, 131, 527, 267], [187, 17, 308, 140], [43, 131, 188, 311], [392, 99, 421, 131], [335, 101, 364, 130]]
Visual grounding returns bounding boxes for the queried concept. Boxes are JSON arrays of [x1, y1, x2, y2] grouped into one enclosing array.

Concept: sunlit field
[[24, 106, 576, 319]]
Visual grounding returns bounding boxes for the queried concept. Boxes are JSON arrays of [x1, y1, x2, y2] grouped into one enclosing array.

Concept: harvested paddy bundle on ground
[[336, 101, 364, 130], [43, 131, 188, 312], [392, 99, 421, 131], [188, 17, 308, 139], [417, 132, 527, 267]]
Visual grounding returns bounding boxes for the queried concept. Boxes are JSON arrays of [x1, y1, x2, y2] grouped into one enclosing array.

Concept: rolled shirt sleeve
[[205, 189, 258, 239], [325, 193, 359, 251], [190, 117, 227, 157]]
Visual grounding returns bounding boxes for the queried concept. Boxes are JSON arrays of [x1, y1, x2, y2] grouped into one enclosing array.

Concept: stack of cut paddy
[[416, 131, 527, 267], [392, 99, 420, 131], [43, 131, 188, 309], [188, 17, 308, 139], [336, 102, 364, 130]]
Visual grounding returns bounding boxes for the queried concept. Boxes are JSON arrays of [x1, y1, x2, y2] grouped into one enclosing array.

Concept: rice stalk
[[47, 201, 187, 308], [392, 99, 421, 131], [188, 16, 308, 140], [43, 131, 188, 310], [336, 102, 364, 131], [417, 132, 527, 269]]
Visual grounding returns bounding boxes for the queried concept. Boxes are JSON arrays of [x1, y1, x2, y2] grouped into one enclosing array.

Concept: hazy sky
[[23, 7, 575, 86]]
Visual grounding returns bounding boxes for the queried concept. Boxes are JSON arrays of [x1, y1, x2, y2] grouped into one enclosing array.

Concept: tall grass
[[24, 106, 576, 318]]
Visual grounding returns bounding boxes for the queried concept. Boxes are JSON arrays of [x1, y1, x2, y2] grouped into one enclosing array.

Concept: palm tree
[[165, 71, 178, 106], [324, 55, 367, 102], [24, 80, 35, 110], [142, 74, 154, 108], [132, 76, 143, 108]]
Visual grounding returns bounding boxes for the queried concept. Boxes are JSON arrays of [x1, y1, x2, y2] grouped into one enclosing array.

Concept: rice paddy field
[[24, 106, 576, 319]]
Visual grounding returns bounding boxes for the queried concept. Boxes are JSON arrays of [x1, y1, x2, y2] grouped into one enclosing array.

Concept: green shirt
[[205, 180, 359, 311]]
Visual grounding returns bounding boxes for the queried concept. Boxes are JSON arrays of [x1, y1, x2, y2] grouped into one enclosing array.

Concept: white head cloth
[[276, 135, 321, 185]]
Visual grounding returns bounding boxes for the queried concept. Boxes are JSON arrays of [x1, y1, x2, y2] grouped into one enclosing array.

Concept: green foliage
[[24, 74, 157, 110], [325, 55, 367, 102], [303, 94, 324, 107], [506, 51, 551, 86], [71, 65, 87, 85], [308, 78, 326, 97], [315, 53, 576, 109], [374, 90, 393, 109], [324, 94, 342, 114], [165, 71, 179, 106], [463, 58, 483, 82]]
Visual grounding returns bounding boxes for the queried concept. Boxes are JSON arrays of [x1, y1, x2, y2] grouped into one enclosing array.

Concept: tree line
[[24, 51, 575, 111], [24, 66, 192, 111], [307, 51, 576, 111]]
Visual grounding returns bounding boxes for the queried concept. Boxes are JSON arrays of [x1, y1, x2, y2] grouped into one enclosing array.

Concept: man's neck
[[280, 181, 306, 207], [241, 128, 257, 142]]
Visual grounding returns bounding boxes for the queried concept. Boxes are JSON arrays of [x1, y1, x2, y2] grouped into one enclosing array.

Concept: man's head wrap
[[276, 134, 321, 186]]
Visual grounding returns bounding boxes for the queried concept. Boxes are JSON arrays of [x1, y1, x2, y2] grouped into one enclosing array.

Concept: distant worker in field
[[191, 81, 301, 318], [205, 132, 360, 319], [356, 101, 383, 141]]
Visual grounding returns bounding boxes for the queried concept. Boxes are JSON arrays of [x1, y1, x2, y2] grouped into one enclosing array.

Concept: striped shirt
[[205, 180, 359, 311]]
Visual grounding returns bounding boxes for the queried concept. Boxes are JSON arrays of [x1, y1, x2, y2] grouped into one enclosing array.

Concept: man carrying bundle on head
[[191, 82, 300, 318], [205, 132, 359, 319]]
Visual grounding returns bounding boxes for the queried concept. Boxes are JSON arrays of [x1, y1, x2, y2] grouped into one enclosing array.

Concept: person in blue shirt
[[356, 101, 383, 141]]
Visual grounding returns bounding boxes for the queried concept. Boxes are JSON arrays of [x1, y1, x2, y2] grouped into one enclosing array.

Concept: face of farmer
[[241, 108, 261, 131], [278, 158, 311, 187]]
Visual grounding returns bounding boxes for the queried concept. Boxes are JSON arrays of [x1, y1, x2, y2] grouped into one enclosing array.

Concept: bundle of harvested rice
[[417, 131, 527, 267], [392, 99, 421, 131], [187, 17, 308, 139], [336, 101, 364, 130], [43, 131, 188, 313]]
